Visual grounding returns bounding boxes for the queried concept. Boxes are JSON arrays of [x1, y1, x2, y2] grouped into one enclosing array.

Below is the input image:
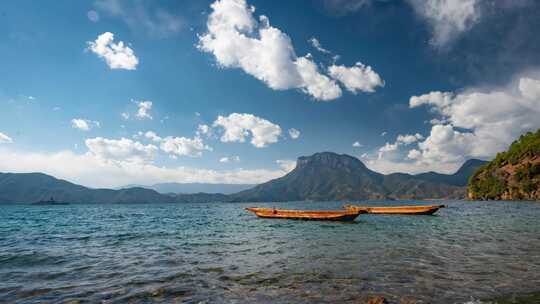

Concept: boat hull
[[245, 207, 363, 221], [343, 204, 445, 215]]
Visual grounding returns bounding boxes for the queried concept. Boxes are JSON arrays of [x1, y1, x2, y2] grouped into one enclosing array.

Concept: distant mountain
[[231, 152, 485, 202], [0, 152, 486, 204], [120, 182, 255, 195], [0, 172, 229, 204], [414, 159, 487, 187], [231, 152, 386, 201], [469, 129, 540, 200]]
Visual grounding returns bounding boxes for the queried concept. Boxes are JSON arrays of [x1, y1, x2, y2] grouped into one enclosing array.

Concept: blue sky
[[1, 0, 540, 187]]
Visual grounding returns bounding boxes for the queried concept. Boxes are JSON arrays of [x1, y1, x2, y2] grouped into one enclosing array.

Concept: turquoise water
[[1, 200, 540, 303]]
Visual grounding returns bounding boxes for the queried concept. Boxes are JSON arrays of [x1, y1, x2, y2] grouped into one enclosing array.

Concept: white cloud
[[220, 156, 240, 163], [276, 159, 296, 172], [407, 149, 422, 160], [409, 91, 453, 109], [136, 101, 152, 120], [87, 32, 139, 70], [71, 119, 100, 131], [409, 75, 540, 164], [309, 37, 331, 54], [352, 141, 363, 147], [328, 62, 384, 93], [159, 136, 212, 158], [71, 119, 89, 131], [519, 77, 540, 101], [121, 112, 130, 120], [197, 0, 342, 101], [377, 133, 424, 160], [213, 113, 282, 148], [0, 148, 288, 188], [143, 130, 212, 158], [377, 142, 399, 160], [144, 131, 162, 142], [366, 73, 540, 174], [196, 124, 212, 137], [85, 137, 158, 163], [0, 132, 13, 144], [396, 133, 424, 145], [407, 0, 481, 47], [295, 56, 342, 100], [288, 128, 300, 139], [381, 131, 387, 136]]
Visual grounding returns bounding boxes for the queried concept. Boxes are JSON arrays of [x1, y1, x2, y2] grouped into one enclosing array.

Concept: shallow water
[[1, 200, 540, 303]]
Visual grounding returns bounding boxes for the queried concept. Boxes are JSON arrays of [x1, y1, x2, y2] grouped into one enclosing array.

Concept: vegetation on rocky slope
[[468, 129, 540, 200]]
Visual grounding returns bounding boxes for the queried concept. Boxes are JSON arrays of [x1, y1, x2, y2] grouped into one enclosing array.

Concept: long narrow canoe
[[245, 207, 364, 221], [343, 204, 446, 215]]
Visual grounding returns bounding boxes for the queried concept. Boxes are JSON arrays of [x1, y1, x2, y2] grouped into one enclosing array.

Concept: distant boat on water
[[31, 197, 70, 205]]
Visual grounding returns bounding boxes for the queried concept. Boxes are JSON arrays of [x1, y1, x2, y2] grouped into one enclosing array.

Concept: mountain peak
[[296, 152, 368, 171]]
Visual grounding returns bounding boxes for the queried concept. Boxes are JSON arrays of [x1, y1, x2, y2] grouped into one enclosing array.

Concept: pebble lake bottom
[[1, 200, 539, 303]]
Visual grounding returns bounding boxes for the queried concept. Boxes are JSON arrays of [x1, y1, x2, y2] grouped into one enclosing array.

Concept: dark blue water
[[1, 201, 540, 303]]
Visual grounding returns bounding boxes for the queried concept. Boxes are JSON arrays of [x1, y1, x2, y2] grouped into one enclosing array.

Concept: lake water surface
[[1, 200, 540, 303]]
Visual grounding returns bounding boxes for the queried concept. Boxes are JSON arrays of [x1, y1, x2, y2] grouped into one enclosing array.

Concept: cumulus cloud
[[71, 119, 100, 131], [288, 128, 300, 139], [87, 32, 138, 70], [198, 0, 344, 101], [396, 133, 424, 144], [136, 101, 152, 119], [0, 148, 289, 188], [367, 73, 540, 174], [144, 130, 212, 158], [328, 62, 384, 93], [377, 133, 424, 160], [352, 141, 363, 147], [121, 112, 130, 120], [407, 76, 540, 164], [196, 124, 212, 137], [144, 131, 162, 142], [0, 132, 13, 144], [407, 0, 481, 47], [159, 136, 212, 158], [85, 137, 158, 163], [213, 113, 282, 148]]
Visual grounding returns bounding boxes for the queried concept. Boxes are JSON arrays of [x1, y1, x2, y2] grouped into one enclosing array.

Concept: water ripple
[[1, 201, 540, 303]]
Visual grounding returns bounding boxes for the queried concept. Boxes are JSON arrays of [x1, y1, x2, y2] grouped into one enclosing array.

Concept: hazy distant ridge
[[0, 152, 486, 204], [119, 183, 255, 195]]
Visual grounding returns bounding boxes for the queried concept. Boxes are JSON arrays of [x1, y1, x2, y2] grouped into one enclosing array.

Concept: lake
[[1, 200, 540, 303]]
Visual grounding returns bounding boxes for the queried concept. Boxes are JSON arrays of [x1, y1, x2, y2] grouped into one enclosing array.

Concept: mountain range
[[230, 152, 486, 201], [0, 152, 486, 204], [118, 183, 255, 195]]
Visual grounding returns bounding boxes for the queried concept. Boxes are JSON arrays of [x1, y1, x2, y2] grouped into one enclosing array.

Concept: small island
[[31, 197, 70, 206]]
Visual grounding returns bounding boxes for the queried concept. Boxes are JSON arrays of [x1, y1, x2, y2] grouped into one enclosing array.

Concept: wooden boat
[[343, 204, 446, 215], [245, 207, 364, 221]]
